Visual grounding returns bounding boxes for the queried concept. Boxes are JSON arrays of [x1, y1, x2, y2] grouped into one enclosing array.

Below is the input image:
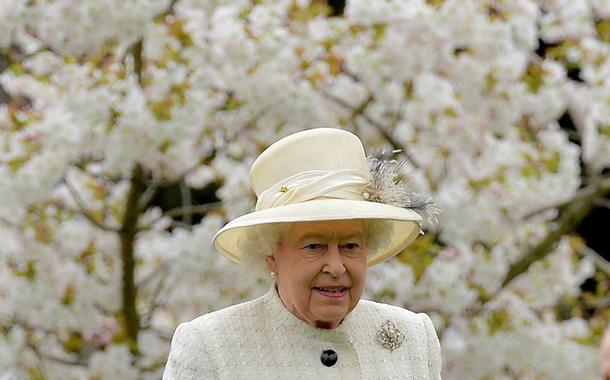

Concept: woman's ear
[[265, 254, 277, 273]]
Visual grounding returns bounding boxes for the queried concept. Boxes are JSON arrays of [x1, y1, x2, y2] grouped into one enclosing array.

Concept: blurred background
[[0, 0, 609, 379]]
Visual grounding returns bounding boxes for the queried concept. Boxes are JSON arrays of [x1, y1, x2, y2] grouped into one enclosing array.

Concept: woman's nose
[[323, 245, 346, 277]]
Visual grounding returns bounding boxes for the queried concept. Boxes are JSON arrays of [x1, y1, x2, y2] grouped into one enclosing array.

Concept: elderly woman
[[163, 128, 441, 379]]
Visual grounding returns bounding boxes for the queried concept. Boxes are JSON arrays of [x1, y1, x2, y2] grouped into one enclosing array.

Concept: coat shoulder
[[163, 297, 265, 379], [187, 296, 263, 331]]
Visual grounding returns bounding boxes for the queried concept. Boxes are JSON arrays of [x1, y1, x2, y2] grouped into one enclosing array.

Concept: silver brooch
[[376, 319, 404, 351]]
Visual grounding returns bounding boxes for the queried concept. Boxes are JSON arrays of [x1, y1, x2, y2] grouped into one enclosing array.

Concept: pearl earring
[[270, 271, 277, 278]]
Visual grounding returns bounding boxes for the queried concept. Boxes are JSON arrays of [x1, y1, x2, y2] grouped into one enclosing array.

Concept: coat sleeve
[[162, 321, 217, 380], [419, 313, 442, 380]]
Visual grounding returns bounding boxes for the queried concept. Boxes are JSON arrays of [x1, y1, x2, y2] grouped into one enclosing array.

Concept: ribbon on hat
[[255, 169, 369, 211]]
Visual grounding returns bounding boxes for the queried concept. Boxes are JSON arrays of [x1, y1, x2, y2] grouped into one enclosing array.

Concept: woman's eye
[[342, 243, 361, 251], [304, 243, 324, 251]]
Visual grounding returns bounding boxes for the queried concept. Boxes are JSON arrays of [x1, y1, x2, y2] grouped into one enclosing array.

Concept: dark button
[[320, 349, 338, 367]]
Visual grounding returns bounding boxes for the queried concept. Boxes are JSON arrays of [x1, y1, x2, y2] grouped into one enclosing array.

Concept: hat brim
[[213, 199, 422, 266]]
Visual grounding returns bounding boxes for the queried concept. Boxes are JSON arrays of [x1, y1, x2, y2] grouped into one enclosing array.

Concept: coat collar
[[261, 285, 361, 343]]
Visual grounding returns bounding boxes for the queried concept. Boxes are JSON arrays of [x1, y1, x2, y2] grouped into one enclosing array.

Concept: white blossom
[[0, 0, 605, 378]]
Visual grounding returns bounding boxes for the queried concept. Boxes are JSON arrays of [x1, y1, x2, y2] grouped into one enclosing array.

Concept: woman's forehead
[[285, 220, 365, 240]]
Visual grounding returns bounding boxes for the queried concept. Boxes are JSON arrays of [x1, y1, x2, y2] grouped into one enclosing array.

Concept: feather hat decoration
[[364, 151, 440, 226]]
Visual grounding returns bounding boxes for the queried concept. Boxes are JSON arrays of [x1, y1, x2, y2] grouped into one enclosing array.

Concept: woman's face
[[266, 220, 367, 329]]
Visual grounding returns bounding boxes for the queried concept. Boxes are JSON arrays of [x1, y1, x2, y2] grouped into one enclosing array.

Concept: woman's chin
[[310, 308, 349, 328], [314, 320, 336, 329], [313, 317, 345, 329]]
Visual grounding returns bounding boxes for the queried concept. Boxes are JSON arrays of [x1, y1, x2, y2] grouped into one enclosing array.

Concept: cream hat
[[213, 128, 429, 266]]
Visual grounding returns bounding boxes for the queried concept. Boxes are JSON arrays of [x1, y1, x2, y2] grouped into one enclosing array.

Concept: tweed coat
[[163, 287, 441, 379]]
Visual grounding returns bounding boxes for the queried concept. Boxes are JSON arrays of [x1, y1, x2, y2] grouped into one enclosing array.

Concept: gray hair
[[237, 220, 393, 280]]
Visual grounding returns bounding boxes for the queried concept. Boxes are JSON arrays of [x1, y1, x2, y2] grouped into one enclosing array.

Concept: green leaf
[[149, 100, 172, 121], [7, 156, 29, 172], [64, 331, 84, 353], [596, 20, 610, 43], [426, 0, 445, 8], [545, 40, 581, 69], [27, 367, 46, 380], [168, 19, 194, 47], [79, 240, 96, 274], [520, 164, 541, 178], [8, 62, 24, 75], [521, 62, 545, 93], [542, 151, 561, 173], [61, 284, 76, 306], [485, 71, 498, 91], [220, 94, 245, 111], [487, 309, 512, 334], [398, 234, 440, 282], [288, 0, 331, 23], [14, 260, 37, 281], [372, 23, 386, 41]]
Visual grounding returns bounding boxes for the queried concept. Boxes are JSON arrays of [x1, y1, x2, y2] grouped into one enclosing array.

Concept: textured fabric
[[255, 169, 368, 211], [163, 287, 441, 379]]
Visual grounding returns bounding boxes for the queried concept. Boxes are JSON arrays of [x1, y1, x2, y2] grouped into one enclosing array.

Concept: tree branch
[[139, 264, 182, 331], [595, 198, 610, 209], [575, 243, 610, 276], [155, 0, 180, 20], [138, 182, 158, 210], [16, 321, 88, 367], [523, 178, 610, 219], [162, 200, 226, 218], [139, 273, 168, 329], [64, 178, 118, 232], [127, 0, 179, 87], [27, 342, 83, 367], [0, 216, 17, 228], [119, 164, 146, 355], [179, 181, 192, 225], [501, 176, 610, 288], [130, 39, 144, 86], [321, 91, 420, 168]]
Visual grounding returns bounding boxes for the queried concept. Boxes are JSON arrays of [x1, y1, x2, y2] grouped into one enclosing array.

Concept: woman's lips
[[314, 287, 348, 299]]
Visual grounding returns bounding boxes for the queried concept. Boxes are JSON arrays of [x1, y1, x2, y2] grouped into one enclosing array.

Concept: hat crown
[[250, 128, 370, 196]]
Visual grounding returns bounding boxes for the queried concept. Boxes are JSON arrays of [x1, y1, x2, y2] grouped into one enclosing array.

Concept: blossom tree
[[1, 0, 609, 379]]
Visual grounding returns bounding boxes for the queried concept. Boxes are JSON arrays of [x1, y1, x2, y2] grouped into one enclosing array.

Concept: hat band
[[255, 169, 369, 211]]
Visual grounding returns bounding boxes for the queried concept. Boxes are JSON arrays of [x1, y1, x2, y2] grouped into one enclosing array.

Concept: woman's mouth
[[314, 287, 348, 299]]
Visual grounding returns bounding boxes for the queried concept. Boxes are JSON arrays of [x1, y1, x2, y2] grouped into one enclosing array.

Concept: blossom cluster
[[0, 0, 609, 378]]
